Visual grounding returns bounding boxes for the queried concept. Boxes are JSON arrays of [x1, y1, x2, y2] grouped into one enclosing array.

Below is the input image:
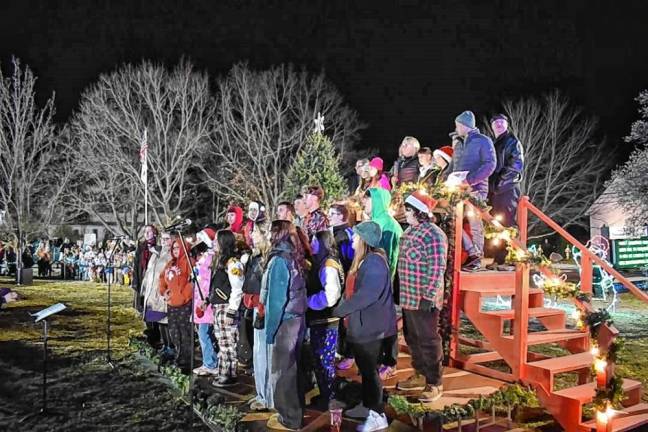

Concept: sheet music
[[31, 303, 67, 322]]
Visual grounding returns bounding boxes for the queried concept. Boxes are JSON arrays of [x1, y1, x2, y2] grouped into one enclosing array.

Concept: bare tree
[[67, 60, 215, 238], [607, 90, 648, 228], [0, 58, 73, 281], [501, 91, 611, 237], [204, 63, 365, 210]]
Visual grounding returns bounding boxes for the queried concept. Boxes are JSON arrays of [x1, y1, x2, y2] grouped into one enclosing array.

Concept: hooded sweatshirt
[[368, 188, 403, 279], [158, 240, 193, 307], [227, 206, 244, 234]]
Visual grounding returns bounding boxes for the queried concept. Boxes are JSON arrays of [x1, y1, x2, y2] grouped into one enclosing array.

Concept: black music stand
[[20, 303, 67, 422]]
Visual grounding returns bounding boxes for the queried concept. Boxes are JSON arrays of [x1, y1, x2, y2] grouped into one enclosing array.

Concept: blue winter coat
[[450, 129, 496, 195]]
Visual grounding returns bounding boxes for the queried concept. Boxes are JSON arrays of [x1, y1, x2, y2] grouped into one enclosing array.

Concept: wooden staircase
[[448, 197, 648, 432]]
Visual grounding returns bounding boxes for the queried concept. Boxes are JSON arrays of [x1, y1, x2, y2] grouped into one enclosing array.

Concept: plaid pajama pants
[[213, 304, 239, 378]]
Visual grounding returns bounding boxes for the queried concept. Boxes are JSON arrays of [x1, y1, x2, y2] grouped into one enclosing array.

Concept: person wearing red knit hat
[[396, 190, 448, 403]]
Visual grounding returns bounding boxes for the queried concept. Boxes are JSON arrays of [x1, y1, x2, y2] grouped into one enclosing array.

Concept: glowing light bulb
[[571, 310, 581, 320], [466, 209, 475, 218], [605, 406, 615, 419], [492, 238, 501, 246], [594, 358, 607, 373], [500, 230, 511, 242], [418, 187, 428, 195], [495, 214, 504, 222], [596, 410, 609, 425], [590, 346, 600, 357]]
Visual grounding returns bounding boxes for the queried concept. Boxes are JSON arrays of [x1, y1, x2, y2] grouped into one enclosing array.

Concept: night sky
[[2, 0, 648, 164]]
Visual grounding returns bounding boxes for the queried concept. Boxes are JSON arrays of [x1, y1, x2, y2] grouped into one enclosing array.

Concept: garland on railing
[[389, 384, 538, 426], [482, 212, 627, 425]]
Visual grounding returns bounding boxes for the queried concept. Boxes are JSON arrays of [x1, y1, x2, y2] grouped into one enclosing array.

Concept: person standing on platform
[[192, 228, 218, 376], [263, 221, 308, 431], [303, 185, 329, 240], [449, 110, 496, 271], [488, 113, 524, 265], [333, 221, 396, 431], [395, 192, 447, 402], [391, 136, 421, 187]]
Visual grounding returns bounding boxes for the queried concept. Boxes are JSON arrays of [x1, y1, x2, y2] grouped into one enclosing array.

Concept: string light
[[591, 345, 600, 357], [495, 214, 504, 222], [466, 209, 475, 218], [418, 187, 428, 195], [571, 310, 581, 320], [594, 358, 608, 373], [491, 238, 501, 246]]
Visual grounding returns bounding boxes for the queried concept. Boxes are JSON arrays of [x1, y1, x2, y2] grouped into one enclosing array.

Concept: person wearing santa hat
[[419, 146, 454, 186], [396, 191, 448, 403], [192, 227, 218, 376]]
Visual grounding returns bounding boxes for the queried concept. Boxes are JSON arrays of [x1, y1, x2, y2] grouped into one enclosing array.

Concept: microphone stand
[[106, 239, 121, 369], [172, 227, 205, 429]]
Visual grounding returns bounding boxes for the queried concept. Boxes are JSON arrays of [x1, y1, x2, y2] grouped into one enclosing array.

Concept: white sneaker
[[356, 410, 388, 432], [193, 365, 218, 376]]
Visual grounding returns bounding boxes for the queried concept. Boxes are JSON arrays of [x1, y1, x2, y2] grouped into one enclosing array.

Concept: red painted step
[[505, 329, 588, 346], [581, 403, 648, 432], [526, 351, 592, 392], [483, 307, 563, 319], [554, 379, 642, 404], [459, 270, 515, 291]]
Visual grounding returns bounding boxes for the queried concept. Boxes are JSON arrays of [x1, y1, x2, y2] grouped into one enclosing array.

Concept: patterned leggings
[[310, 325, 338, 401], [167, 303, 192, 367], [213, 304, 239, 378]]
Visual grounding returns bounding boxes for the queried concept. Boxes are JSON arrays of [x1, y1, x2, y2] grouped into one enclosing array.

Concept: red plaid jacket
[[397, 221, 448, 310]]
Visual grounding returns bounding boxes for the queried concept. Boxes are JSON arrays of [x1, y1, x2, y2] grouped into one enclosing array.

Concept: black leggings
[[350, 335, 396, 414]]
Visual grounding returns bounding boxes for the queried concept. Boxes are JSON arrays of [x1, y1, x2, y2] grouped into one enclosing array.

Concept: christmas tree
[[283, 113, 348, 207]]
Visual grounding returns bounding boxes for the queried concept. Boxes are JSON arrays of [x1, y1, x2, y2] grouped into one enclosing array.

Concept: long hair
[[313, 230, 338, 263], [170, 239, 192, 275], [270, 220, 308, 272], [348, 235, 385, 275], [214, 229, 237, 271]]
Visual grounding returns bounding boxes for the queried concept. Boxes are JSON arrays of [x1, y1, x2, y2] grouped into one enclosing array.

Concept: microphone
[[164, 218, 192, 231]]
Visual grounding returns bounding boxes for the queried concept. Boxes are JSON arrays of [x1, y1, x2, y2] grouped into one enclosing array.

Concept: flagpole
[[144, 129, 148, 226]]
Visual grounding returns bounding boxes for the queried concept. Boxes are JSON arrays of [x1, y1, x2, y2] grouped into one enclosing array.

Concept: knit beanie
[[353, 221, 382, 248], [455, 110, 476, 128], [490, 113, 509, 123], [432, 146, 453, 164], [405, 191, 438, 216], [369, 157, 384, 172]]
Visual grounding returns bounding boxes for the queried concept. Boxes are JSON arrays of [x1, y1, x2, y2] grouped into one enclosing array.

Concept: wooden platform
[[195, 351, 515, 431]]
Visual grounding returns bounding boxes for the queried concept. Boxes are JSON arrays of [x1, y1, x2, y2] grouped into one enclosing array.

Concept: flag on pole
[[139, 130, 148, 184]]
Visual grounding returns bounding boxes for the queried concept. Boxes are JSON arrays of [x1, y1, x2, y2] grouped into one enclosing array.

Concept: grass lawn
[[0, 277, 209, 432]]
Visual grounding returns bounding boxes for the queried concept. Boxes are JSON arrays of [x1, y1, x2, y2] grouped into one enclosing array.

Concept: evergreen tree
[[283, 131, 348, 207]]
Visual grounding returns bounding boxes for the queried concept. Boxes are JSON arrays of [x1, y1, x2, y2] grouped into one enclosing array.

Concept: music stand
[[20, 303, 67, 422]]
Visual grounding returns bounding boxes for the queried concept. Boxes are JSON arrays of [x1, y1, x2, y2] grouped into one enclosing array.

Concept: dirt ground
[[0, 278, 209, 432]]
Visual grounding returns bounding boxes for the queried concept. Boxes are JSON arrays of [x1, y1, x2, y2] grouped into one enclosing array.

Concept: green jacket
[[368, 188, 403, 279]]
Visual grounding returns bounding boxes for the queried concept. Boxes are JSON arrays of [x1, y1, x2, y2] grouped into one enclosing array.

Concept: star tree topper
[[314, 112, 325, 134]]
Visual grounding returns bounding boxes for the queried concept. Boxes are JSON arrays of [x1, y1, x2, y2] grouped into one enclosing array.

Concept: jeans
[[462, 191, 487, 257], [253, 309, 274, 408], [198, 323, 217, 369], [488, 185, 521, 264], [350, 338, 384, 414], [403, 308, 443, 386], [272, 316, 306, 429]]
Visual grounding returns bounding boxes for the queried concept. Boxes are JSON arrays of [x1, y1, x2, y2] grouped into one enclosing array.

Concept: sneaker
[[336, 357, 355, 370], [345, 403, 370, 419], [267, 413, 299, 431], [249, 399, 268, 412], [211, 376, 238, 388], [378, 365, 396, 381], [418, 384, 443, 402], [396, 373, 426, 391], [462, 256, 482, 272], [193, 365, 218, 376], [356, 410, 388, 432], [497, 264, 516, 272]]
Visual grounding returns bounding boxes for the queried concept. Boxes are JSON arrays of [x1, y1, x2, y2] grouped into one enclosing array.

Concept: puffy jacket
[[368, 188, 403, 279], [391, 156, 420, 185], [489, 131, 524, 194], [333, 252, 397, 344], [449, 129, 496, 195]]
